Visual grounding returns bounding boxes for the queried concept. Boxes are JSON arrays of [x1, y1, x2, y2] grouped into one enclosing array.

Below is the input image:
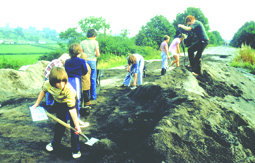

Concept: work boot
[[161, 68, 166, 75]]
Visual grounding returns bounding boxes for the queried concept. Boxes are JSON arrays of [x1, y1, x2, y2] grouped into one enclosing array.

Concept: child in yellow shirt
[[32, 67, 82, 159]]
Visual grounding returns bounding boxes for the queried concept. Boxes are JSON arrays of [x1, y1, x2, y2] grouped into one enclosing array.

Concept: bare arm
[[69, 108, 81, 134], [178, 24, 192, 31], [176, 43, 181, 54], [95, 48, 100, 57], [31, 90, 45, 109], [164, 44, 170, 58], [133, 73, 138, 86], [127, 65, 130, 72]]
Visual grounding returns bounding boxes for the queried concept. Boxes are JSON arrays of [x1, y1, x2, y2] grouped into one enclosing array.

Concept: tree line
[[58, 7, 226, 59], [0, 26, 58, 44], [230, 21, 255, 49]]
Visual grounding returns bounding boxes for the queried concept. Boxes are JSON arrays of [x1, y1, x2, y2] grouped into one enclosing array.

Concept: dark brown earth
[[0, 46, 255, 163]]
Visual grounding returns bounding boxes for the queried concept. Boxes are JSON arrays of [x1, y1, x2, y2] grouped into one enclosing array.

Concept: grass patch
[[97, 47, 161, 69], [0, 44, 58, 54], [230, 45, 255, 74], [0, 54, 42, 70], [97, 54, 127, 69]]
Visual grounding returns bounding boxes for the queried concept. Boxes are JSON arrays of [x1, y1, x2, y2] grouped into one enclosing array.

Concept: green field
[[0, 54, 43, 70], [0, 44, 59, 54], [0, 44, 60, 70]]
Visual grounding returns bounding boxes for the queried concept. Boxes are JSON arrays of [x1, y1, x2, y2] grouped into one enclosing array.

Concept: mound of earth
[[0, 61, 48, 104], [0, 47, 255, 162]]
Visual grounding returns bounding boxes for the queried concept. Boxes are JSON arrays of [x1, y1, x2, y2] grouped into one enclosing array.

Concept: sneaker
[[72, 151, 81, 159], [46, 143, 53, 152]]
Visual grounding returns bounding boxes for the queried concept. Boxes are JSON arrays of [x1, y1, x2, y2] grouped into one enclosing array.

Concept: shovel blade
[[85, 137, 99, 146]]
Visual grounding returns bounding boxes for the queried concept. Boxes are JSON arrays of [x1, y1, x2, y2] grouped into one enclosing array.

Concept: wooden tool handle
[[45, 111, 89, 141]]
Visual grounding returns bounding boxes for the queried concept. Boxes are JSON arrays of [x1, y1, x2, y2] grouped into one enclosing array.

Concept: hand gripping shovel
[[45, 111, 99, 146]]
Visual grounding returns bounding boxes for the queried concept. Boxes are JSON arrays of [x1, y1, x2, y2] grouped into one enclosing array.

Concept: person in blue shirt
[[65, 43, 88, 118], [122, 54, 144, 87]]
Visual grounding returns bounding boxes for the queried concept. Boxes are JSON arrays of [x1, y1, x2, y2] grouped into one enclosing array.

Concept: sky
[[0, 0, 254, 41]]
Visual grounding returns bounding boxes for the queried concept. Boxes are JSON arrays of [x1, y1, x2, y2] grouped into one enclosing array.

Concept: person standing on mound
[[178, 15, 209, 76], [169, 34, 186, 67], [160, 35, 170, 75]]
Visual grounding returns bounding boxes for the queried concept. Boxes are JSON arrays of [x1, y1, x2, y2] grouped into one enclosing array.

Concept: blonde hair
[[182, 33, 187, 39], [69, 44, 82, 57], [185, 15, 195, 24], [128, 54, 137, 65], [49, 67, 68, 87], [80, 52, 87, 61]]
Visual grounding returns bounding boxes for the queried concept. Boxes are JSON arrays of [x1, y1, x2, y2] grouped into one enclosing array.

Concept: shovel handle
[[45, 111, 90, 141]]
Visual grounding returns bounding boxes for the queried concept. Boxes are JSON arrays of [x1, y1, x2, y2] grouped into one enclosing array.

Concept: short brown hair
[[163, 35, 170, 41], [69, 44, 82, 57], [185, 15, 195, 24], [87, 29, 97, 38], [128, 54, 137, 65], [49, 67, 68, 87]]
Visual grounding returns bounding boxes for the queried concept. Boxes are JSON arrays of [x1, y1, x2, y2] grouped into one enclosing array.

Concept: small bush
[[39, 49, 67, 61], [231, 44, 255, 74]]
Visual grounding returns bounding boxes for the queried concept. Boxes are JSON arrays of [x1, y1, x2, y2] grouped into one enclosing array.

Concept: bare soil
[[1, 46, 255, 163]]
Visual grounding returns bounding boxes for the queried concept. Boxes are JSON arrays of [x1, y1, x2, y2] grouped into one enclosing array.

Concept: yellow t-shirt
[[42, 80, 77, 108]]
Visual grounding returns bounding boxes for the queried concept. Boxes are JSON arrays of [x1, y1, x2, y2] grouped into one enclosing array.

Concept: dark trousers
[[81, 90, 90, 107], [51, 102, 79, 153], [188, 40, 208, 74]]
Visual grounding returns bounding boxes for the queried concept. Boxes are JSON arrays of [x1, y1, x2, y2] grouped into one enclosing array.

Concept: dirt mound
[[0, 58, 255, 162], [0, 61, 48, 104]]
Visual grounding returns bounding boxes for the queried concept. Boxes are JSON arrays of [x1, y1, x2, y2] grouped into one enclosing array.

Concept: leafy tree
[[120, 29, 130, 38], [59, 27, 84, 46], [78, 16, 110, 35], [230, 21, 255, 48], [135, 15, 175, 49], [208, 31, 224, 45], [97, 34, 136, 56], [173, 7, 210, 31]]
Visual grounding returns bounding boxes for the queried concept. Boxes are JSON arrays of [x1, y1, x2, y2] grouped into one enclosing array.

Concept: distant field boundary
[[0, 53, 47, 55]]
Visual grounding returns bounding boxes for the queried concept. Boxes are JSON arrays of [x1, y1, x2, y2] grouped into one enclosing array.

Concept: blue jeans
[[123, 59, 144, 86], [87, 61, 97, 100], [161, 52, 168, 69]]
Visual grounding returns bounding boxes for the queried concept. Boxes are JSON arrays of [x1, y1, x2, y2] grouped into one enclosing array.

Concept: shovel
[[45, 111, 99, 146], [180, 33, 187, 66]]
